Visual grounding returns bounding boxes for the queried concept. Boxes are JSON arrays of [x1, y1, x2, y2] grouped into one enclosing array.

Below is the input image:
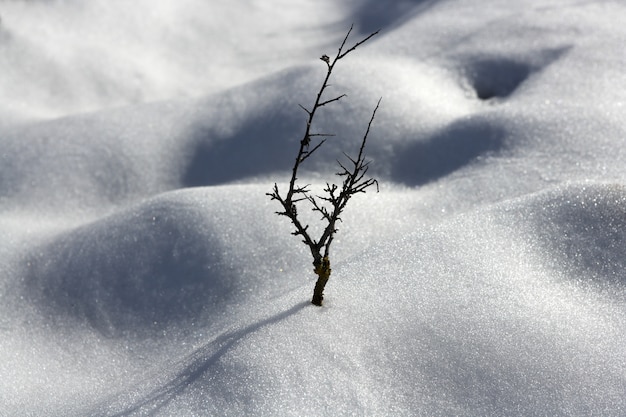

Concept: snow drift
[[2, 0, 626, 415]]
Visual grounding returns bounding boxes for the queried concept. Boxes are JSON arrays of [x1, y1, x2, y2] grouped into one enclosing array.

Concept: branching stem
[[267, 25, 381, 306]]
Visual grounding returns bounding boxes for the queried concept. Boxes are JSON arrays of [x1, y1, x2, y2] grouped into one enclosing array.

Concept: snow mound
[[21, 187, 309, 337], [4, 0, 626, 415], [514, 183, 626, 291], [89, 183, 626, 416]]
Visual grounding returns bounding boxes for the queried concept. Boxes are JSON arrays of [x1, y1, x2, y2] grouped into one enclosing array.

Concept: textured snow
[[2, 0, 626, 415]]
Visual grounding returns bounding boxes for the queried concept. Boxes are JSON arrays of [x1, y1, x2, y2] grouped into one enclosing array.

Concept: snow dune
[[2, 0, 626, 415]]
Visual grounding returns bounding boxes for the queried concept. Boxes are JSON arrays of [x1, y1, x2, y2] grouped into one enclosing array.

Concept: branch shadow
[[107, 301, 310, 416]]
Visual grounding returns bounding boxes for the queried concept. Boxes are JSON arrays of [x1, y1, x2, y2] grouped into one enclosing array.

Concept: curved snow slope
[[23, 188, 288, 336], [87, 183, 626, 416], [2, 0, 626, 416]]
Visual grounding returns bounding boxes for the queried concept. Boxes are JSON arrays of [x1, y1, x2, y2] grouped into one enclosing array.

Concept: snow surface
[[2, 0, 626, 415]]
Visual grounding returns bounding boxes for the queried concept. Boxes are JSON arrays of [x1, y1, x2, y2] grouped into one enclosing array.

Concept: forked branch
[[267, 25, 381, 306]]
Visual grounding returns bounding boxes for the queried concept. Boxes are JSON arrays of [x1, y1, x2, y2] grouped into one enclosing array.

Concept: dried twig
[[267, 25, 381, 306]]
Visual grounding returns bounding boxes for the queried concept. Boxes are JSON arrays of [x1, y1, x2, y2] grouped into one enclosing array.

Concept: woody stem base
[[311, 257, 331, 306]]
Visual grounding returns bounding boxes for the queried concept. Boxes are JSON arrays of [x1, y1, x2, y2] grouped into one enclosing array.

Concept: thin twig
[[267, 25, 381, 306]]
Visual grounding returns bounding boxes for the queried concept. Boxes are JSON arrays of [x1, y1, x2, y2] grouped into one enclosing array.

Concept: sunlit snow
[[2, 0, 626, 415]]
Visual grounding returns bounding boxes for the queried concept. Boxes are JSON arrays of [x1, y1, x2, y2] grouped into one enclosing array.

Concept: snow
[[2, 0, 626, 415]]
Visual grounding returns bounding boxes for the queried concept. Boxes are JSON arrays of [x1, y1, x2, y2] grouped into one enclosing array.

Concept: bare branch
[[267, 25, 381, 306], [309, 133, 336, 138], [338, 26, 380, 59], [300, 139, 326, 163], [318, 94, 347, 108], [342, 151, 358, 166], [358, 98, 382, 161], [336, 24, 354, 58], [298, 104, 311, 115]]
